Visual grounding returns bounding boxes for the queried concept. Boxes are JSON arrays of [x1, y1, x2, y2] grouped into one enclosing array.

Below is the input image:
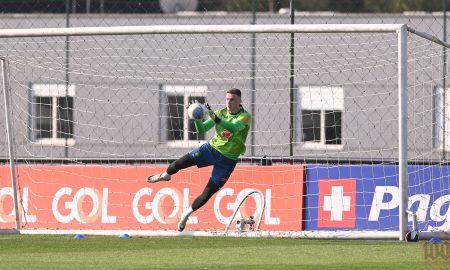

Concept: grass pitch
[[0, 234, 437, 269]]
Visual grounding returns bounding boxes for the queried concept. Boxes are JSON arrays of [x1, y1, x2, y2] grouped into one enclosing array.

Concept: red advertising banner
[[0, 165, 304, 231]]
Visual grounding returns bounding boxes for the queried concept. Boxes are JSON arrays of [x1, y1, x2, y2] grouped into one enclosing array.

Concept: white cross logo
[[323, 186, 351, 221]]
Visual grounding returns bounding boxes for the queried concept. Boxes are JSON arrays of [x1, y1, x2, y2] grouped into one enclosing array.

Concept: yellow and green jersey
[[194, 106, 251, 160]]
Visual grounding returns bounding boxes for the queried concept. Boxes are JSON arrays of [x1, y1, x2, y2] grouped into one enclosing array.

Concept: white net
[[406, 32, 449, 236], [0, 25, 447, 238]]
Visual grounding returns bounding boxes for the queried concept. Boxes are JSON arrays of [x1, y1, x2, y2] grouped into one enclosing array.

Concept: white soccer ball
[[187, 102, 206, 120]]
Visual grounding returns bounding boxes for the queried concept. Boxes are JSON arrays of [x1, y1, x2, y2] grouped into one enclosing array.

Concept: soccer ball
[[187, 102, 205, 120]]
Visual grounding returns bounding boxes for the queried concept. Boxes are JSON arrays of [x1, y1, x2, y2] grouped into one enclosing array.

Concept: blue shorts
[[189, 143, 237, 185]]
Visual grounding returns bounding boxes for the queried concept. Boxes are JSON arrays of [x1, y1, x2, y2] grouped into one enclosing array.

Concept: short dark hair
[[227, 88, 241, 97]]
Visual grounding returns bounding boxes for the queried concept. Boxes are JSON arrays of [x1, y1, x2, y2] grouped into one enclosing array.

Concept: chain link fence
[[0, 1, 448, 163]]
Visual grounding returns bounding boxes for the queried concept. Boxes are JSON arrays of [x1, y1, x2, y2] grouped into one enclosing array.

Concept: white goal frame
[[2, 23, 446, 240]]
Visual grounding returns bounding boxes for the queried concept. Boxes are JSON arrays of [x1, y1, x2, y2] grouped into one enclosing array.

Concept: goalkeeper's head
[[226, 88, 242, 113], [227, 88, 241, 97]]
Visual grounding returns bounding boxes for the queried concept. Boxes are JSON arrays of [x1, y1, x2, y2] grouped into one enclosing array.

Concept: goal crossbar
[[0, 24, 405, 38]]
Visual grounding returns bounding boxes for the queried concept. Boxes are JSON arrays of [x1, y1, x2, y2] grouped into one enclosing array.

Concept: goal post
[[1, 57, 20, 232], [398, 24, 408, 241], [0, 24, 447, 240]]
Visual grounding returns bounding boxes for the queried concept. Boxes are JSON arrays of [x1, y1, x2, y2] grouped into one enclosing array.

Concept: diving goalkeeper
[[147, 88, 251, 232]]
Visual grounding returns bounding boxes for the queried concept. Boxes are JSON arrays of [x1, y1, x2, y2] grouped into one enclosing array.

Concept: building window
[[161, 85, 207, 147], [30, 83, 75, 146], [297, 86, 343, 148], [433, 87, 450, 150]]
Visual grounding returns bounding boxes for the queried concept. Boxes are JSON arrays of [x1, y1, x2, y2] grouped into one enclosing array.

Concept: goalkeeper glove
[[205, 103, 221, 124], [186, 99, 199, 109]]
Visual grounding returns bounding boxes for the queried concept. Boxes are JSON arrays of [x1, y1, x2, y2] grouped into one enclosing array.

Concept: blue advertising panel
[[304, 165, 450, 231]]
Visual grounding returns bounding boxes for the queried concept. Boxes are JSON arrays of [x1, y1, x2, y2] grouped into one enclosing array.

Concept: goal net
[[0, 24, 448, 239]]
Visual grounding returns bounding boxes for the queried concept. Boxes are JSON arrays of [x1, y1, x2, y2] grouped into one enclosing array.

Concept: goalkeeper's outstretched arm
[[194, 118, 214, 133]]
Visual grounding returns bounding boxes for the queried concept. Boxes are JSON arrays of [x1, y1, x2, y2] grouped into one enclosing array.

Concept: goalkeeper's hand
[[205, 103, 221, 124], [186, 99, 200, 109]]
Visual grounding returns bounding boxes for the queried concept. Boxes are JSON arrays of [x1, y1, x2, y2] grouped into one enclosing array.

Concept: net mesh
[[0, 26, 447, 237]]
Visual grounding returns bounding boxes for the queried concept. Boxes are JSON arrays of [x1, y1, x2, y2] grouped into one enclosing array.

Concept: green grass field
[[0, 234, 443, 269]]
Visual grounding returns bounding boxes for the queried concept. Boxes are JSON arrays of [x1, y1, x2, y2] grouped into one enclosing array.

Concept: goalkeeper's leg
[[147, 153, 195, 183], [178, 178, 223, 231]]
